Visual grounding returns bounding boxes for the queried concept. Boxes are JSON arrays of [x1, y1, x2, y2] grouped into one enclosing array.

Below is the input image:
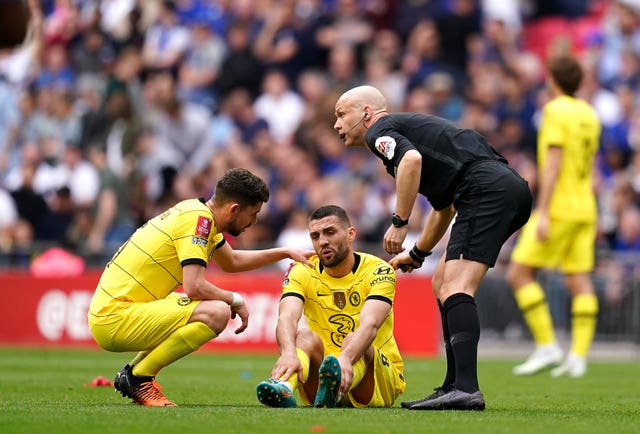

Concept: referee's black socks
[[443, 293, 480, 393], [438, 300, 456, 391]]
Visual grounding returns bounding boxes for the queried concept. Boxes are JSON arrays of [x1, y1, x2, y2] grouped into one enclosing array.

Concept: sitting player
[[256, 205, 406, 408]]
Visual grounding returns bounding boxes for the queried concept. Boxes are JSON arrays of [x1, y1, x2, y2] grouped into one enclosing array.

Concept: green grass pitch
[[0, 348, 638, 434]]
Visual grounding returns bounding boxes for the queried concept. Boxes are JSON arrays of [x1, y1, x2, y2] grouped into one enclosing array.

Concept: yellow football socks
[[570, 293, 598, 357], [133, 322, 216, 377], [350, 358, 366, 389], [280, 348, 310, 392], [128, 351, 149, 367], [515, 282, 556, 345]]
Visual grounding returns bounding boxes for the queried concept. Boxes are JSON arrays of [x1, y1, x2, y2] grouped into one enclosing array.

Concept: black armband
[[411, 244, 432, 260], [408, 249, 424, 265]]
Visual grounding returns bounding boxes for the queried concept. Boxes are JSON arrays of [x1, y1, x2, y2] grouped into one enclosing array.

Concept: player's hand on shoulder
[[287, 248, 315, 268]]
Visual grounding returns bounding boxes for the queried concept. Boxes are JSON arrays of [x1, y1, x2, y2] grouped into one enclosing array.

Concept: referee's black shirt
[[365, 113, 507, 210]]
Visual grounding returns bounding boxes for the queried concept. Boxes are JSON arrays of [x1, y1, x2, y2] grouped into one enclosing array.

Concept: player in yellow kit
[[507, 54, 601, 378], [256, 205, 405, 408], [88, 168, 312, 406]]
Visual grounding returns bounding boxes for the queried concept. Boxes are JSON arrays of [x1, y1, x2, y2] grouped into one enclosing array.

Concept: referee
[[333, 86, 532, 410]]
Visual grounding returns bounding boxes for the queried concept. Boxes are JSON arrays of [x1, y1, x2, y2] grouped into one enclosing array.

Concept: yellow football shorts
[[511, 212, 596, 273], [88, 293, 200, 352], [298, 347, 406, 408]]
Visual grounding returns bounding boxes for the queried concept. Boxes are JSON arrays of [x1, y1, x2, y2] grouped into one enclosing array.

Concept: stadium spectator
[[253, 69, 305, 145], [256, 205, 405, 408], [69, 25, 116, 76], [252, 0, 301, 80], [83, 144, 135, 259], [215, 20, 264, 99], [34, 42, 75, 91], [177, 17, 226, 110], [141, 0, 189, 74]]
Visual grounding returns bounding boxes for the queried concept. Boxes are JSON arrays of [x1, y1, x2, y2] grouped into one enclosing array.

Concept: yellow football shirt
[[90, 198, 225, 317], [282, 253, 403, 373], [538, 95, 601, 222]]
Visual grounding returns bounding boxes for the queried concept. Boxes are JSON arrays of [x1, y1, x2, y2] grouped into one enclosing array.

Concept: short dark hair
[[547, 55, 583, 96], [213, 168, 269, 208], [309, 205, 351, 226]]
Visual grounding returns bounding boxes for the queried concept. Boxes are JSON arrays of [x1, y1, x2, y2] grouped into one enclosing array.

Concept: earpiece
[[364, 111, 369, 119]]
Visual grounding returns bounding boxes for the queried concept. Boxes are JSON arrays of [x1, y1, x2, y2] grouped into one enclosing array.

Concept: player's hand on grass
[[231, 303, 249, 334], [270, 352, 304, 384]]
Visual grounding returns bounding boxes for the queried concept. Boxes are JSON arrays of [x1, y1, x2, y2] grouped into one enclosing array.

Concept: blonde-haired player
[[256, 205, 405, 408], [507, 54, 601, 378]]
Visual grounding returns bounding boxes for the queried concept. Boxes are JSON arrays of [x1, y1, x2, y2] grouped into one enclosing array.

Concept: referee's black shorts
[[446, 160, 532, 267]]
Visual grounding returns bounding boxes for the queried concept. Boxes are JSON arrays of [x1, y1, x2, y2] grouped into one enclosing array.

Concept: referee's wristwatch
[[391, 213, 409, 228]]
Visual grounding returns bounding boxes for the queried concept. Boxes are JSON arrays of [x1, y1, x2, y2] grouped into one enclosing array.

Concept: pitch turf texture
[[1, 348, 638, 434]]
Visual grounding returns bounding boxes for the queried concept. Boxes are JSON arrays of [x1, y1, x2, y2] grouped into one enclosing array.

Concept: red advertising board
[[0, 271, 440, 357]]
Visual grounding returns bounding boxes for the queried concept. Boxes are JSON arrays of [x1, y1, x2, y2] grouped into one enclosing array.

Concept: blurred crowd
[[1, 0, 640, 282]]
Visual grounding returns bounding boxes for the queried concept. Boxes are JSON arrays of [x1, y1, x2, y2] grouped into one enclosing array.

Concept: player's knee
[[195, 300, 231, 334], [295, 328, 323, 353]]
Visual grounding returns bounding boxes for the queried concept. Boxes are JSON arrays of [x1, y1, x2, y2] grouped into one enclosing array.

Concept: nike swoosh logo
[[316, 292, 332, 297]]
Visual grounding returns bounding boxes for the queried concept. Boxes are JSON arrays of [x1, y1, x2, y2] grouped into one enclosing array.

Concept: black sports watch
[[391, 213, 409, 228]]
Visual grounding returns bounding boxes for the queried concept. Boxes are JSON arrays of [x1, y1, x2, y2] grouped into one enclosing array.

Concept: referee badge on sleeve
[[375, 136, 396, 160]]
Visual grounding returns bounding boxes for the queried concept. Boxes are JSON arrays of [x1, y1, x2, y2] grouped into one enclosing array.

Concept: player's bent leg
[[314, 355, 342, 408], [349, 347, 405, 408], [345, 358, 373, 406], [294, 329, 325, 404], [188, 299, 233, 334], [120, 321, 216, 406], [134, 322, 216, 377]]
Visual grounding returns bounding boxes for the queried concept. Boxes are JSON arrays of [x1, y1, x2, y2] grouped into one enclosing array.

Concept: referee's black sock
[[444, 293, 480, 393], [438, 300, 455, 391]]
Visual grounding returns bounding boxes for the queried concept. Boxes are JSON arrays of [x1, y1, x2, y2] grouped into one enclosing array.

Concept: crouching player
[[257, 205, 406, 408]]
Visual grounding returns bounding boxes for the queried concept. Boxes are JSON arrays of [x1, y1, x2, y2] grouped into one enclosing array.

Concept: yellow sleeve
[[281, 261, 311, 299], [366, 261, 397, 303], [173, 212, 214, 265]]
